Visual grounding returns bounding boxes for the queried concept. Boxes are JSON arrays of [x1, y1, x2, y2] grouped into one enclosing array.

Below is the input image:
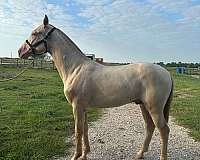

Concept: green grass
[[171, 71, 200, 141], [0, 66, 100, 160], [1, 66, 200, 159]]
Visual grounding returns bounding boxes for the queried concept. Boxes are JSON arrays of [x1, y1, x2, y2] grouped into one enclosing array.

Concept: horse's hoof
[[133, 155, 144, 160], [78, 156, 87, 160], [133, 152, 144, 160], [160, 156, 167, 160]]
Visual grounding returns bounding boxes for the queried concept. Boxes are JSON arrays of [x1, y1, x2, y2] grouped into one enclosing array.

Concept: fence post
[[32, 60, 35, 68], [23, 59, 25, 67], [52, 61, 55, 70], [41, 60, 43, 68], [34, 60, 36, 68], [17, 59, 18, 67]]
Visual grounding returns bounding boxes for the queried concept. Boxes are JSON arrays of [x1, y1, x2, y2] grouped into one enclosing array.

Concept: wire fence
[[0, 58, 55, 70]]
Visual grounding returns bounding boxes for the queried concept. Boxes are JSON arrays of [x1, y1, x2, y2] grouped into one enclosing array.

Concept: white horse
[[18, 15, 173, 160]]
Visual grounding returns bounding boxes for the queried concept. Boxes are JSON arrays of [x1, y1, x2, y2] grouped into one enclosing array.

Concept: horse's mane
[[55, 27, 86, 57]]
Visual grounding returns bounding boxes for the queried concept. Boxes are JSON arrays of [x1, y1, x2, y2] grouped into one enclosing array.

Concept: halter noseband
[[26, 27, 56, 56]]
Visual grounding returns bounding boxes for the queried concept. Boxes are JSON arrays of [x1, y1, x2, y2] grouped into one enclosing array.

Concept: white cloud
[[0, 0, 200, 62], [149, 0, 190, 13], [0, 0, 76, 57], [66, 0, 200, 62]]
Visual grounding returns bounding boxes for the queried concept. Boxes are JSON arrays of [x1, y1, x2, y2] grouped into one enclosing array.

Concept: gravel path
[[64, 104, 200, 160]]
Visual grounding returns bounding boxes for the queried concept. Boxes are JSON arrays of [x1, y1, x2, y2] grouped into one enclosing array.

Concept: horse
[[18, 15, 173, 160]]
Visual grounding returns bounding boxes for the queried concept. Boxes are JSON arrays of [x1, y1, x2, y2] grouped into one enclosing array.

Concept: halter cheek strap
[[26, 27, 56, 56]]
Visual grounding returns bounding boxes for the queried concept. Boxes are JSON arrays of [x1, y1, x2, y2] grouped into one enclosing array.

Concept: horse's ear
[[43, 15, 49, 26]]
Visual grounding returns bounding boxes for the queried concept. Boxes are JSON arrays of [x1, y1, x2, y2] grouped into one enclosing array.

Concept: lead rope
[[0, 60, 34, 82]]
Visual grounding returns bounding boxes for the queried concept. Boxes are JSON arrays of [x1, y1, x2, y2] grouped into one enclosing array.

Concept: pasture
[[171, 71, 200, 141], [0, 66, 100, 160], [0, 66, 199, 159]]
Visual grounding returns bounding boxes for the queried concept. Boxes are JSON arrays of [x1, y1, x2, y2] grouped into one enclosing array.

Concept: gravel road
[[64, 104, 200, 160]]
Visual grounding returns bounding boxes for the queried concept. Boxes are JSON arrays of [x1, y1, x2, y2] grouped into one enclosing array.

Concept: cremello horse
[[18, 15, 173, 160]]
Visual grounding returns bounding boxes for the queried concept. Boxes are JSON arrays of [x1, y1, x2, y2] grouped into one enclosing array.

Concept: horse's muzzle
[[18, 44, 31, 59]]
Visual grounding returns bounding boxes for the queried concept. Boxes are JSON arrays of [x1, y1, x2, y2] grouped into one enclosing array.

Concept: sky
[[0, 0, 200, 63]]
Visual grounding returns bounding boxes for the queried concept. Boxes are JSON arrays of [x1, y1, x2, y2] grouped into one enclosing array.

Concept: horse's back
[[96, 62, 172, 107]]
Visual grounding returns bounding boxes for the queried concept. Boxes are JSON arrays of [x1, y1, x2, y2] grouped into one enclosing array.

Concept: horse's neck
[[49, 29, 88, 82]]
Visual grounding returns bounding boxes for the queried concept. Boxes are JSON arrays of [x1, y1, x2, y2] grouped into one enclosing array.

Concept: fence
[[1, 58, 200, 75], [0, 58, 55, 70], [167, 67, 200, 75], [185, 68, 200, 75]]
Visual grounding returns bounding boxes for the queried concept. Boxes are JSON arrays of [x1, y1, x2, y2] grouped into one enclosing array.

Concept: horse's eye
[[32, 32, 37, 36], [32, 31, 42, 36]]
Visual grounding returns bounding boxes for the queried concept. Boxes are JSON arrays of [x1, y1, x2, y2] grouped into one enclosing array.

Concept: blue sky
[[0, 0, 200, 63]]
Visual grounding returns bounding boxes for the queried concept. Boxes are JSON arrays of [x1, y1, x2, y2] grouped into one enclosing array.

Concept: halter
[[26, 27, 56, 56]]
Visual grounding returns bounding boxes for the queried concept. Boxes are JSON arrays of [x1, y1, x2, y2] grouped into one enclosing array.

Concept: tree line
[[156, 62, 200, 68]]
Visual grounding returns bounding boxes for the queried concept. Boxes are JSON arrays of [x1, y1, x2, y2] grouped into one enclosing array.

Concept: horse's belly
[[95, 100, 132, 108], [90, 91, 137, 108]]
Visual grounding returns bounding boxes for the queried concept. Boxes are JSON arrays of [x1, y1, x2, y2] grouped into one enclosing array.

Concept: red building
[[95, 58, 103, 64]]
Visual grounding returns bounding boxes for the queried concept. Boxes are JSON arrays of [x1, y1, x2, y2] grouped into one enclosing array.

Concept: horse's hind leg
[[149, 110, 169, 160], [135, 104, 155, 159]]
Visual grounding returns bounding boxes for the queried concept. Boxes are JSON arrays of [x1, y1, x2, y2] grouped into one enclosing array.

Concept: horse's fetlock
[[71, 152, 82, 160]]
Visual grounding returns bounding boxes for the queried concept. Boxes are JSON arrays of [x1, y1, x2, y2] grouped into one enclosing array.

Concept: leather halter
[[26, 27, 56, 56]]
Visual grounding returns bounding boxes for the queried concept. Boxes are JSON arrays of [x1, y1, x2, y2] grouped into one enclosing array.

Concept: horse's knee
[[150, 113, 169, 144], [146, 124, 155, 136], [150, 112, 165, 128]]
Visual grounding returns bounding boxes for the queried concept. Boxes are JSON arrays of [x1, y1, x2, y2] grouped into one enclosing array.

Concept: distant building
[[85, 54, 95, 60], [85, 53, 104, 64], [95, 58, 103, 64]]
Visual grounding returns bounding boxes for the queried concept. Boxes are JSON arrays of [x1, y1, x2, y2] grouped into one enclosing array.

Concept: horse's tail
[[164, 76, 173, 123]]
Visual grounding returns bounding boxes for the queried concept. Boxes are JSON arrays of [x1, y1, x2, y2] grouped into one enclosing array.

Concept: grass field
[[171, 71, 200, 141], [0, 66, 100, 160], [0, 66, 200, 160]]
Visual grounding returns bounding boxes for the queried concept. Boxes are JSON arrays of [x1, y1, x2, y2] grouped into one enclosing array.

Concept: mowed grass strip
[[0, 66, 100, 160], [171, 71, 200, 141]]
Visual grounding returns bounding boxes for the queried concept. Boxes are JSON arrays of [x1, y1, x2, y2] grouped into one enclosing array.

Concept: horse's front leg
[[71, 104, 84, 160], [79, 112, 90, 160]]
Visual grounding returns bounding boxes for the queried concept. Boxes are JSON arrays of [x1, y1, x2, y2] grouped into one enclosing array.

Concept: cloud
[[0, 0, 75, 36], [69, 0, 200, 62], [0, 0, 200, 62], [0, 0, 77, 58]]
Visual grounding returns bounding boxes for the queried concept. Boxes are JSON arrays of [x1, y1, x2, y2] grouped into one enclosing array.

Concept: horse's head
[[18, 15, 56, 59]]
